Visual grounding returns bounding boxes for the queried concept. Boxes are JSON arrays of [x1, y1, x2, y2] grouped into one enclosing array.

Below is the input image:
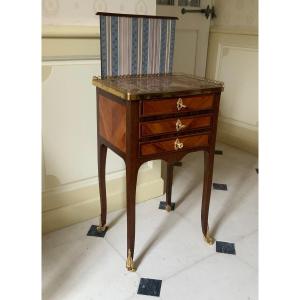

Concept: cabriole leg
[[201, 150, 215, 245], [125, 162, 139, 271], [165, 163, 174, 212], [97, 143, 108, 233]]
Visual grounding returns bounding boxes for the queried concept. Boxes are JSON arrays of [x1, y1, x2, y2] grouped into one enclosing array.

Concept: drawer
[[140, 115, 212, 137], [141, 95, 214, 117], [140, 134, 209, 156]]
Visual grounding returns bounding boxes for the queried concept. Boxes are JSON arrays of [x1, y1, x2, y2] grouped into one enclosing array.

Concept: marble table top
[[92, 73, 224, 100]]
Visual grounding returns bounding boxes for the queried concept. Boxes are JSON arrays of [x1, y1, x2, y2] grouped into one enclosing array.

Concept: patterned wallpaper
[[212, 0, 258, 30], [42, 0, 156, 26], [99, 15, 176, 76]]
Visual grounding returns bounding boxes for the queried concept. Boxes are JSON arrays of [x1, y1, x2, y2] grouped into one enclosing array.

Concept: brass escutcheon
[[176, 119, 186, 131], [177, 98, 187, 111], [174, 138, 184, 150]]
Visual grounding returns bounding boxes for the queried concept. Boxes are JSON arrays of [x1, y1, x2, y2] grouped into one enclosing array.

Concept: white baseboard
[[217, 120, 258, 155], [42, 161, 164, 233]]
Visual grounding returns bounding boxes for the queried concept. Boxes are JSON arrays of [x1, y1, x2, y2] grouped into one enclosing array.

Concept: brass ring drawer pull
[[177, 98, 187, 111], [176, 119, 186, 131], [174, 138, 184, 150]]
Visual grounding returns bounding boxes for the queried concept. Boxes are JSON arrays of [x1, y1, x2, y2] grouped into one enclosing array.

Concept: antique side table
[[92, 73, 224, 271]]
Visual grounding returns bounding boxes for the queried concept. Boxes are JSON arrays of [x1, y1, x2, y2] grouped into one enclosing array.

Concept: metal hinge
[[181, 5, 216, 19]]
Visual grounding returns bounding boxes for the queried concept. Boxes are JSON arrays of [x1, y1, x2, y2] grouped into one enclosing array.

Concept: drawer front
[[140, 115, 212, 137], [142, 95, 214, 117], [140, 134, 209, 156]]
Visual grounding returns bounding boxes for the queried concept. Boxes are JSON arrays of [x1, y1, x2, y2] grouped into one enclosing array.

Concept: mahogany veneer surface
[[141, 95, 214, 117], [140, 134, 210, 156], [99, 95, 126, 152], [140, 115, 212, 137]]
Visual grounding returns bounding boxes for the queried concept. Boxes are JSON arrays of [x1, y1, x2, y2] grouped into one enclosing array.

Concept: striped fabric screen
[[99, 14, 176, 77]]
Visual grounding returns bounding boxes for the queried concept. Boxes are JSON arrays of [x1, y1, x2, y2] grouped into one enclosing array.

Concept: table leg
[[96, 142, 108, 233], [165, 163, 174, 212], [125, 162, 139, 271], [201, 150, 215, 245]]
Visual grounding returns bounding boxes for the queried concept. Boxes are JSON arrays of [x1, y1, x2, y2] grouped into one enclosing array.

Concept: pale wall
[[211, 0, 258, 31], [207, 0, 258, 154], [42, 0, 156, 26], [42, 0, 164, 233]]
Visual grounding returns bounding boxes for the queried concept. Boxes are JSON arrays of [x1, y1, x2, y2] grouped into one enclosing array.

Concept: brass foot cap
[[96, 225, 107, 233], [165, 204, 172, 212], [126, 264, 136, 272], [126, 259, 136, 272], [126, 249, 136, 272], [204, 234, 215, 245]]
